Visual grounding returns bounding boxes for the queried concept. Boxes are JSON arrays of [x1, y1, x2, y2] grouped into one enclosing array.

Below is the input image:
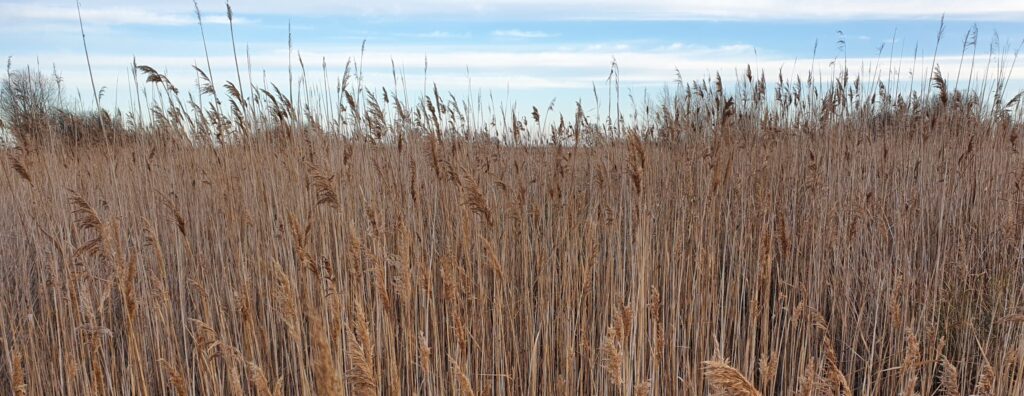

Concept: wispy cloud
[[411, 31, 471, 39], [33, 50, 1024, 95], [492, 30, 555, 39], [658, 43, 756, 56], [5, 0, 1024, 22], [585, 43, 631, 51], [0, 3, 250, 26], [22, 0, 1020, 21]]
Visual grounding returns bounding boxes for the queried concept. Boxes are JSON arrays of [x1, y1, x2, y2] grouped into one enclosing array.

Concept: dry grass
[[2, 18, 1024, 395], [3, 116, 1024, 394]]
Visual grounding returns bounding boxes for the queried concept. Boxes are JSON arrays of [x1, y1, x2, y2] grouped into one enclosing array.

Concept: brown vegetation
[[2, 18, 1024, 395]]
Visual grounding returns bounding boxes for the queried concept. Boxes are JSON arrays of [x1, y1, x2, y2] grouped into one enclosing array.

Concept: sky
[[3, 0, 1024, 116]]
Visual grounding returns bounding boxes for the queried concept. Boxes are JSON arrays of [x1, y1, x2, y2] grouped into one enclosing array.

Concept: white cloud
[[0, 3, 251, 26], [585, 43, 631, 51], [412, 31, 471, 39], [20, 42, 1023, 93], [492, 30, 554, 39], [7, 0, 1022, 21], [231, 0, 1024, 20], [11, 45, 1023, 118]]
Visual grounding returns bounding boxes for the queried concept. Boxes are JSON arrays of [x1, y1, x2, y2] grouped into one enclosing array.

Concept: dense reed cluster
[[2, 12, 1024, 395]]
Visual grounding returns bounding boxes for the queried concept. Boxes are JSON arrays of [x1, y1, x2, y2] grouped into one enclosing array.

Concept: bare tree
[[1, 66, 61, 144]]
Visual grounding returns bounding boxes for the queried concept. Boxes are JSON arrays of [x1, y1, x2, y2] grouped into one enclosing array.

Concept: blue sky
[[3, 1, 1024, 115]]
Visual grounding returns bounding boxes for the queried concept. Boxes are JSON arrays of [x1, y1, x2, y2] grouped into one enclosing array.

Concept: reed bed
[[2, 15, 1024, 395]]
